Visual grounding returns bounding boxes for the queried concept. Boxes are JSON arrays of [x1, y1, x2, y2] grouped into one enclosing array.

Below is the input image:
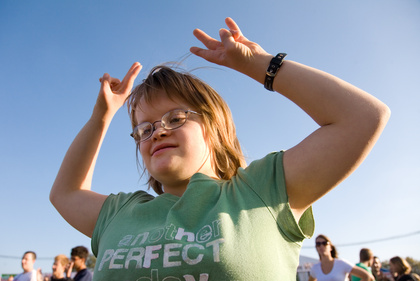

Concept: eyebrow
[[137, 108, 189, 124]]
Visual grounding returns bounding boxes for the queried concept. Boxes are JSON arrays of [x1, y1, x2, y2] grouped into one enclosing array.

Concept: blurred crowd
[[304, 234, 419, 281], [3, 240, 419, 281], [5, 246, 92, 281]]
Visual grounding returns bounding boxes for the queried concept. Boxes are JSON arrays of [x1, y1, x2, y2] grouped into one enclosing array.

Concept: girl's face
[[315, 238, 332, 257], [135, 90, 217, 195], [389, 261, 399, 276]]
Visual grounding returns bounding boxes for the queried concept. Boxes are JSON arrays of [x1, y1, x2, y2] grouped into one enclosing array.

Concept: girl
[[390, 256, 415, 281], [50, 18, 390, 280], [308, 234, 373, 281]]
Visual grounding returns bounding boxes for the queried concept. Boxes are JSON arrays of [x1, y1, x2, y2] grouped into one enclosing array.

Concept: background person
[[372, 256, 392, 281], [389, 256, 415, 281], [309, 235, 374, 281], [13, 251, 42, 281], [50, 254, 71, 281], [66, 247, 92, 281], [351, 248, 375, 281]]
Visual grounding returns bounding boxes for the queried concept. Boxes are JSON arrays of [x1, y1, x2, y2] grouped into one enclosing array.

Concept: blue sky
[[1, 0, 419, 275]]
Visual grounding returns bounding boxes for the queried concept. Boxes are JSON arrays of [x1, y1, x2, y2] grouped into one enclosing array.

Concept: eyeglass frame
[[130, 109, 201, 143]]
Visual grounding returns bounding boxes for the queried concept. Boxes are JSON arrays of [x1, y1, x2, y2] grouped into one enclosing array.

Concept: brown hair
[[71, 246, 89, 260], [390, 256, 411, 275], [127, 65, 246, 194], [359, 248, 373, 262], [23, 251, 36, 260], [316, 234, 338, 259], [54, 254, 70, 267]]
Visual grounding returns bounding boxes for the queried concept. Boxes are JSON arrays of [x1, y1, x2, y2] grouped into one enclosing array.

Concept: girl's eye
[[169, 117, 182, 124], [140, 125, 152, 137], [169, 116, 187, 126]]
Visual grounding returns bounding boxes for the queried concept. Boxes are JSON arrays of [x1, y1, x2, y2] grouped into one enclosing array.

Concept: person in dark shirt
[[67, 246, 92, 281]]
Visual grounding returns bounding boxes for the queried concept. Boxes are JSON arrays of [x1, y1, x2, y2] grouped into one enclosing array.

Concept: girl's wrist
[[240, 53, 274, 85], [91, 103, 116, 126]]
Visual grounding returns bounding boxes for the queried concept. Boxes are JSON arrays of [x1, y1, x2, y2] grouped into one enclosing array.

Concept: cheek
[[139, 143, 150, 160], [190, 125, 211, 153]]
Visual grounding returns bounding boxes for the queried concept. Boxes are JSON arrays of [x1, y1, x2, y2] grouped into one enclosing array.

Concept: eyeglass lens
[[315, 241, 329, 247], [134, 110, 189, 142]]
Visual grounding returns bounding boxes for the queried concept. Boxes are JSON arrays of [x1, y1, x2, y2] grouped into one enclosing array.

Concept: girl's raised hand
[[96, 62, 142, 116], [190, 18, 269, 76]]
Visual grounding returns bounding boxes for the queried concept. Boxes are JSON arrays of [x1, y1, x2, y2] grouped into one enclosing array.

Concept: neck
[[162, 179, 189, 197], [320, 254, 334, 262]]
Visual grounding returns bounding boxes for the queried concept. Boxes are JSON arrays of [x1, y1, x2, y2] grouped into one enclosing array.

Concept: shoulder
[[335, 258, 354, 271], [399, 274, 416, 281], [336, 258, 353, 266], [357, 262, 369, 270], [244, 151, 284, 172], [100, 190, 155, 217], [74, 269, 92, 280], [239, 150, 285, 191], [107, 190, 155, 204]]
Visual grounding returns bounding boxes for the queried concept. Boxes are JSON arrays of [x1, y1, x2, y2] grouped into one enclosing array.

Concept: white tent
[[297, 255, 319, 281]]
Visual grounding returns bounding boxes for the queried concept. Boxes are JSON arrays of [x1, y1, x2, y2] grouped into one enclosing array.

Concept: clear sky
[[1, 0, 419, 275]]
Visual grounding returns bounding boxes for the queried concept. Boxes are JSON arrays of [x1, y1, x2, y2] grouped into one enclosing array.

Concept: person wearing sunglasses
[[309, 235, 374, 281], [50, 17, 389, 280]]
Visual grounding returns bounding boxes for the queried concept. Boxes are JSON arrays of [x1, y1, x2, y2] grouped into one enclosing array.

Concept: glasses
[[131, 109, 201, 143], [315, 241, 330, 247]]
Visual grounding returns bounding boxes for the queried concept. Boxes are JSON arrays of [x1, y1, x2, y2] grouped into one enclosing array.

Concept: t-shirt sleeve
[[340, 259, 355, 273], [91, 190, 154, 256], [238, 151, 314, 241]]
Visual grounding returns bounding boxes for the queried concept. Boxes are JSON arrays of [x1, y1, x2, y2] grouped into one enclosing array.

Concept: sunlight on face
[[135, 90, 216, 194]]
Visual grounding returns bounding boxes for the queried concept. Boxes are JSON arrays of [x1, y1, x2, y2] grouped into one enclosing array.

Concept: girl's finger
[[193, 29, 221, 50], [218, 28, 236, 49], [225, 18, 242, 38], [189, 47, 217, 63], [120, 62, 142, 92], [225, 17, 249, 43]]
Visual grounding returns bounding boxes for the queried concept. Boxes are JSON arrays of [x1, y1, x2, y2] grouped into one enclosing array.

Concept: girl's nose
[[152, 122, 170, 140]]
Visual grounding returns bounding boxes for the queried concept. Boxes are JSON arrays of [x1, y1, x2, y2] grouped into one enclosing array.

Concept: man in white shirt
[[13, 251, 41, 281]]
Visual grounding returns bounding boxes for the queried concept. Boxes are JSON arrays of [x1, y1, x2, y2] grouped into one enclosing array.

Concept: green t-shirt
[[91, 151, 314, 280], [351, 262, 372, 281]]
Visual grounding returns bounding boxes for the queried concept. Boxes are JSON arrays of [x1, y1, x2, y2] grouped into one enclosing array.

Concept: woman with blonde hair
[[389, 256, 415, 281], [308, 235, 374, 281], [50, 255, 70, 281]]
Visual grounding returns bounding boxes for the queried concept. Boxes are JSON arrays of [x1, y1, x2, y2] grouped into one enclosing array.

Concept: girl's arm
[[308, 276, 316, 281], [50, 62, 142, 237], [350, 266, 375, 281], [191, 18, 390, 221]]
